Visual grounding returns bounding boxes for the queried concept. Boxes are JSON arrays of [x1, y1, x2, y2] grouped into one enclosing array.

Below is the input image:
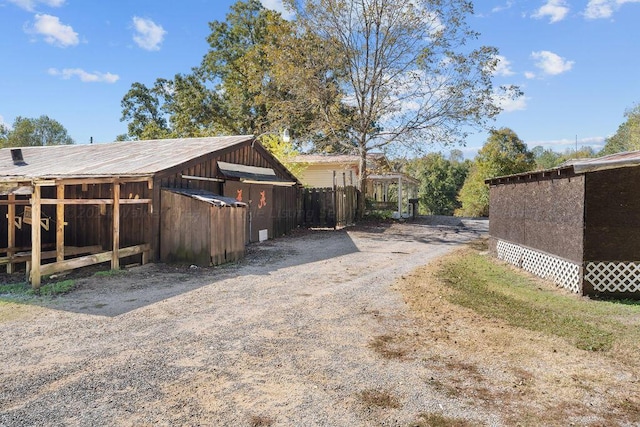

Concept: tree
[[120, 0, 343, 144], [599, 103, 640, 155], [120, 81, 170, 140], [405, 152, 469, 215], [457, 128, 534, 217], [287, 0, 521, 198], [4, 116, 74, 147]]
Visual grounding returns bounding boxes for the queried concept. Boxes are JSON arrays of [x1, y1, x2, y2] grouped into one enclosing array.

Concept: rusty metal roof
[[486, 150, 640, 185], [562, 150, 640, 173], [0, 136, 253, 179]]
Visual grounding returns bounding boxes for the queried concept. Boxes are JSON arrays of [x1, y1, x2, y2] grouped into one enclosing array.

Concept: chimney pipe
[[10, 149, 25, 166]]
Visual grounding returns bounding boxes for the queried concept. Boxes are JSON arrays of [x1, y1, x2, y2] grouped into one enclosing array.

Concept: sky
[[1, 0, 639, 158]]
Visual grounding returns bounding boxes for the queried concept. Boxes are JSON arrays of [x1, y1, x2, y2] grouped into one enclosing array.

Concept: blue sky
[[1, 0, 639, 158]]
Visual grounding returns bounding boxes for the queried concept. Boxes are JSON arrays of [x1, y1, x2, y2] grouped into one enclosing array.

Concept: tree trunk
[[357, 146, 367, 220]]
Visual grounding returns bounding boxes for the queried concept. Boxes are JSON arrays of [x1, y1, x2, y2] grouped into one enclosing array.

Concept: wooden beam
[[0, 199, 31, 206], [38, 244, 151, 277], [112, 182, 120, 270], [30, 185, 41, 288], [56, 184, 65, 263], [53, 176, 153, 186], [7, 194, 15, 274], [0, 245, 103, 265], [38, 198, 152, 205]]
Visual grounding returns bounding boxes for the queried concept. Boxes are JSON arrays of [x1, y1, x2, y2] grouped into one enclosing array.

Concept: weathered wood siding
[[160, 190, 246, 266], [489, 176, 585, 263], [301, 186, 358, 228], [584, 167, 640, 261]]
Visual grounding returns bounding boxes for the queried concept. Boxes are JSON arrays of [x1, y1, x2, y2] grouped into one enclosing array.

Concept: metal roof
[[0, 135, 253, 179], [486, 150, 640, 185], [165, 188, 247, 207]]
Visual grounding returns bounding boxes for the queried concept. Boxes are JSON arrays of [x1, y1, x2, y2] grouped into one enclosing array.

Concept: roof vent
[[11, 148, 26, 166]]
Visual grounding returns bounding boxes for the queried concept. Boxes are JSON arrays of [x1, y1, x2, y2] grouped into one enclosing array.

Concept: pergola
[[366, 173, 420, 218]]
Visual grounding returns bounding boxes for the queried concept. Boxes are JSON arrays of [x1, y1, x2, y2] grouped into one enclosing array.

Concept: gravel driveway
[[0, 217, 488, 426]]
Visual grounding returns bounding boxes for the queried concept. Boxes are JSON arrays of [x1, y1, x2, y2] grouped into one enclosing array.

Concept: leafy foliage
[[288, 0, 521, 190], [405, 152, 470, 215], [457, 128, 534, 217], [1, 115, 74, 147], [532, 145, 596, 170], [599, 103, 640, 155]]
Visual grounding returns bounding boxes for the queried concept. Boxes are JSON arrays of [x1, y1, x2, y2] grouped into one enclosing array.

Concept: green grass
[[436, 248, 640, 352], [0, 279, 76, 301]]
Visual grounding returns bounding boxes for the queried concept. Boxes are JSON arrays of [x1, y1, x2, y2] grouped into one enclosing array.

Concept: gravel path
[[0, 217, 488, 426]]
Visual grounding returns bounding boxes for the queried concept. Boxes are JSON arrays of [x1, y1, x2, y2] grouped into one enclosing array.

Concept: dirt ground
[[0, 217, 636, 426]]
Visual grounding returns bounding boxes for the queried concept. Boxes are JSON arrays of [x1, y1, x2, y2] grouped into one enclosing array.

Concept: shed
[[0, 136, 300, 287], [486, 150, 640, 298]]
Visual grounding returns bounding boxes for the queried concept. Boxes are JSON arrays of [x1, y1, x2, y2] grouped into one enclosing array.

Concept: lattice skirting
[[496, 240, 581, 294], [584, 262, 640, 294]]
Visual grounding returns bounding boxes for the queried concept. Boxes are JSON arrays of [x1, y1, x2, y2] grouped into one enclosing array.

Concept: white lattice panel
[[496, 240, 581, 294], [496, 240, 523, 266], [584, 262, 640, 293], [521, 249, 581, 293]]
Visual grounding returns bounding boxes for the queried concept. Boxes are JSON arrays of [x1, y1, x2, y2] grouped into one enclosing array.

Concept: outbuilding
[[486, 150, 640, 298], [0, 136, 300, 287]]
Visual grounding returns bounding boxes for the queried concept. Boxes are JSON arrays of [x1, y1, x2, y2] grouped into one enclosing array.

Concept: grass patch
[[369, 334, 408, 359], [412, 412, 477, 427], [357, 388, 401, 409], [0, 279, 75, 300], [248, 415, 274, 427], [434, 247, 639, 352]]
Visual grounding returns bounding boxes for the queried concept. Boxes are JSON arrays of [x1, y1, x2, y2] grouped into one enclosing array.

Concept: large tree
[[2, 115, 74, 147], [405, 152, 469, 215], [120, 0, 343, 143], [599, 103, 640, 155], [457, 127, 534, 217], [286, 0, 521, 195]]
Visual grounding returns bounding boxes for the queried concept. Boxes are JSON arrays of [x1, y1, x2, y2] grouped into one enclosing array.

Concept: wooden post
[[397, 176, 403, 218], [112, 182, 120, 270], [30, 185, 41, 288], [56, 184, 65, 263], [7, 194, 15, 274]]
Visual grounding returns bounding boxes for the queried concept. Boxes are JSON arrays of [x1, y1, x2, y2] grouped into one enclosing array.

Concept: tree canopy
[[1, 116, 74, 148], [457, 128, 534, 217], [599, 103, 640, 155], [287, 0, 521, 189], [405, 152, 469, 216]]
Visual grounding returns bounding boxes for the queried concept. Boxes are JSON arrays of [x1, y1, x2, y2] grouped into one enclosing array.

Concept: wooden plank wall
[[160, 190, 246, 266], [210, 205, 246, 265], [300, 186, 359, 228]]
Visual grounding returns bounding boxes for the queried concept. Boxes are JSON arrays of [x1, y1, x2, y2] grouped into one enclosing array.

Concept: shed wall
[[489, 176, 585, 263], [584, 167, 640, 261]]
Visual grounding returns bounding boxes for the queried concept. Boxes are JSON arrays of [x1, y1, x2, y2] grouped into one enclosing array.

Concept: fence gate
[[301, 186, 358, 228]]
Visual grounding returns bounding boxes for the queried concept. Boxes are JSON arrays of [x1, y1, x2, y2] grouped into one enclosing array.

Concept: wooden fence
[[301, 186, 359, 228]]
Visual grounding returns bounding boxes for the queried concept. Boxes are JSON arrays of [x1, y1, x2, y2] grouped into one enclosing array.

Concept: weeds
[[436, 251, 619, 352], [357, 388, 400, 409]]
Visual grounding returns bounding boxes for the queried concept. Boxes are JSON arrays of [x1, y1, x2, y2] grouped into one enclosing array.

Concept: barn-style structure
[[0, 136, 300, 287], [487, 150, 640, 298]]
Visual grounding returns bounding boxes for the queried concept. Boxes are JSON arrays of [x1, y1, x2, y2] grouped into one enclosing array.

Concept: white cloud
[[132, 17, 166, 51], [524, 71, 537, 79], [8, 0, 65, 12], [493, 92, 529, 113], [260, 0, 294, 19], [531, 50, 574, 75], [532, 0, 570, 23], [494, 55, 515, 77], [48, 68, 119, 83], [28, 14, 78, 47], [584, 0, 640, 19], [528, 136, 605, 149], [492, 1, 514, 13]]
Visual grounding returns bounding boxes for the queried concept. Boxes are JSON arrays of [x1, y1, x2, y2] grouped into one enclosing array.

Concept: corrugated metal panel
[[0, 136, 253, 179]]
